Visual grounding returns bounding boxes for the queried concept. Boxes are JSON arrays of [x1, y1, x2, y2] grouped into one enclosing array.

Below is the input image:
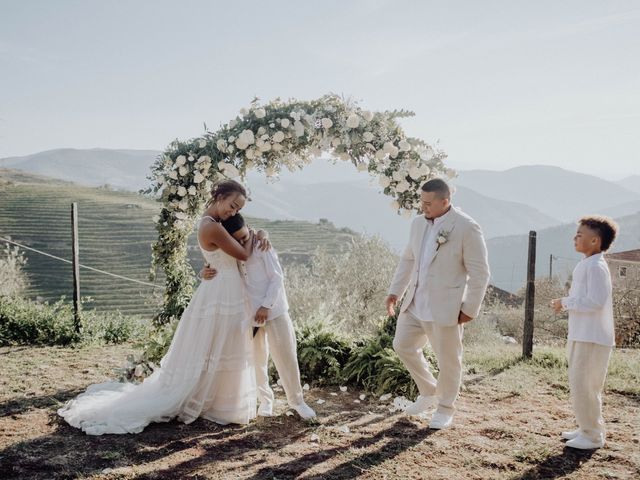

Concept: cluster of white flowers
[[149, 94, 449, 323]]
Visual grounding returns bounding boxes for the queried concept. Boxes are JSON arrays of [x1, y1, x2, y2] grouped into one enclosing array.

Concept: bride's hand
[[200, 265, 218, 280]]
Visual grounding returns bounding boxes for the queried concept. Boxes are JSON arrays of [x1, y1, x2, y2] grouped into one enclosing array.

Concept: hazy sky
[[1, 0, 639, 179]]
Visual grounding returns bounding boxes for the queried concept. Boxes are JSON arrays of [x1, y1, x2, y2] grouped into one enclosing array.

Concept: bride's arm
[[199, 221, 254, 261]]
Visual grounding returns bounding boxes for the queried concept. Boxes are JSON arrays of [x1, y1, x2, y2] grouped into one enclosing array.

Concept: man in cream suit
[[385, 178, 490, 429]]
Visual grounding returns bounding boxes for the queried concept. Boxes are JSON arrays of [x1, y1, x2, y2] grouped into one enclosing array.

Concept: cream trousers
[[253, 312, 305, 408], [393, 311, 464, 415], [567, 340, 612, 443]]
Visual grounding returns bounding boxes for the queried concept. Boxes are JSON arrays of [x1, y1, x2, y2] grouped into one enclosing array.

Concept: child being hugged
[[551, 215, 619, 450]]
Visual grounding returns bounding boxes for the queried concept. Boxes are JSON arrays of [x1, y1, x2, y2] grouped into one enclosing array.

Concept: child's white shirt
[[562, 253, 615, 347], [239, 248, 288, 321]]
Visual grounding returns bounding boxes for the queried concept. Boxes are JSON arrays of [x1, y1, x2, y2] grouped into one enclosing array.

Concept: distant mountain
[[454, 166, 640, 222], [602, 199, 640, 219], [244, 180, 562, 249], [0, 148, 160, 192], [486, 213, 640, 293], [617, 175, 640, 195]]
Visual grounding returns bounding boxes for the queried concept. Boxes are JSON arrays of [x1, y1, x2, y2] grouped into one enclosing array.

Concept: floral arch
[[147, 94, 448, 325]]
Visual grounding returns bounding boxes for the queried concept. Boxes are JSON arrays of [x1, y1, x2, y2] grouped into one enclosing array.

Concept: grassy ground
[[0, 343, 638, 479]]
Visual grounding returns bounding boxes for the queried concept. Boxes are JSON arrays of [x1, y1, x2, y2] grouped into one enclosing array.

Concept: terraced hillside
[[0, 169, 355, 318]]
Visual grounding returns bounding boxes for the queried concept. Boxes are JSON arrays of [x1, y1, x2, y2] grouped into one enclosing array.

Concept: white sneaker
[[561, 429, 580, 440], [258, 402, 273, 417], [292, 402, 316, 420], [404, 395, 437, 416], [429, 411, 454, 430], [565, 433, 604, 450]]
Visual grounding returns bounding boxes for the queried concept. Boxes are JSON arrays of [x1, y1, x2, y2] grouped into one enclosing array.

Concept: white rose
[[222, 164, 240, 178], [216, 139, 227, 151], [177, 186, 187, 197], [240, 108, 248, 115], [178, 199, 189, 210], [362, 111, 374, 122], [193, 172, 205, 183], [188, 185, 197, 196], [260, 134, 269, 141], [379, 175, 391, 188], [392, 171, 404, 182], [310, 146, 322, 157], [290, 111, 301, 121], [229, 119, 238, 128], [169, 186, 177, 194], [390, 200, 400, 211], [409, 166, 422, 180], [321, 117, 333, 129], [375, 149, 385, 160], [419, 164, 431, 176], [228, 136, 236, 142], [197, 155, 210, 164], [188, 155, 195, 162], [346, 114, 360, 129], [259, 142, 272, 152], [438, 235, 447, 244], [363, 132, 374, 142], [272, 143, 283, 152], [254, 108, 266, 119], [356, 162, 368, 172], [178, 166, 188, 176], [175, 155, 186, 167], [257, 126, 266, 135], [168, 170, 178, 180], [198, 139, 207, 148], [280, 118, 290, 128], [399, 139, 411, 152], [245, 148, 255, 160], [235, 138, 248, 150], [338, 152, 350, 161], [269, 122, 275, 128], [239, 129, 255, 145], [175, 211, 187, 220], [294, 120, 305, 137], [272, 131, 285, 143], [395, 180, 410, 193], [331, 137, 341, 147]]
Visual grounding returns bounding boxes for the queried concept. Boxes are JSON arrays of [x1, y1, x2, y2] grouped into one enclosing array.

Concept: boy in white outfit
[[551, 215, 619, 450], [201, 214, 316, 420]]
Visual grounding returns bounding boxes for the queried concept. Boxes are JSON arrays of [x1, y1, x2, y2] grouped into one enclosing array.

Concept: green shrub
[[0, 296, 80, 346], [295, 320, 352, 385], [0, 296, 147, 346]]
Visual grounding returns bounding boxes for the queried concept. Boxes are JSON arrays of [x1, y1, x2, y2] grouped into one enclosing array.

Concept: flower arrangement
[[145, 94, 450, 325]]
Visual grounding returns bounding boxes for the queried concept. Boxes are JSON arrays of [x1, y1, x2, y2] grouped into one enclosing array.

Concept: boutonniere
[[436, 229, 451, 251]]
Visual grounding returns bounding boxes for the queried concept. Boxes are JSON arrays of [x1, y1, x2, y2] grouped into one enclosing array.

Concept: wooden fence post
[[523, 230, 536, 358], [71, 202, 81, 332]]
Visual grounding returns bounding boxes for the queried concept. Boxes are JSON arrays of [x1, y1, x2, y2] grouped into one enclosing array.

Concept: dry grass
[[1, 343, 639, 479]]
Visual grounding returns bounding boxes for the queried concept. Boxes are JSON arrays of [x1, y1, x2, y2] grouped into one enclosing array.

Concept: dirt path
[[1, 345, 638, 479]]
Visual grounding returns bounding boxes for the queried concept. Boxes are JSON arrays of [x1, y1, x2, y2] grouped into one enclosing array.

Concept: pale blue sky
[[1, 0, 639, 179]]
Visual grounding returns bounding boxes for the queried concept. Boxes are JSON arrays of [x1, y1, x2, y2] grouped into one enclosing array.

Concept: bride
[[59, 180, 258, 434]]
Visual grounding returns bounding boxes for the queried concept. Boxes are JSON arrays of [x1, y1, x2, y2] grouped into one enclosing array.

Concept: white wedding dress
[[58, 219, 257, 435]]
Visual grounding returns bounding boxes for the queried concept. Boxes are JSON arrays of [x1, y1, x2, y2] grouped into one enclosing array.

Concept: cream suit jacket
[[389, 207, 490, 326]]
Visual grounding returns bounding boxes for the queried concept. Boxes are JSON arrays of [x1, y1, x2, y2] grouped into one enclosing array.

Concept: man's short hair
[[579, 215, 619, 251], [421, 178, 451, 199]]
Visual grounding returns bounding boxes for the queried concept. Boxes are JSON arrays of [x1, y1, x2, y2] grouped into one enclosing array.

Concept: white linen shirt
[[408, 208, 453, 322], [239, 247, 289, 322], [561, 253, 615, 347]]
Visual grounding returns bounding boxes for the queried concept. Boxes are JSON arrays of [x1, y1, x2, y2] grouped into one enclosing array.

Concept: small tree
[[613, 275, 640, 347], [0, 243, 29, 298]]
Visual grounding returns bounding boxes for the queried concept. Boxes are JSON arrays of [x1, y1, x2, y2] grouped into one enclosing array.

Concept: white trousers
[[567, 340, 612, 443], [393, 311, 464, 415], [253, 312, 305, 408]]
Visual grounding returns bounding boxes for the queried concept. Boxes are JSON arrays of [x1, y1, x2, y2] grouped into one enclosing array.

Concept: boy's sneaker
[[566, 433, 605, 450], [292, 402, 316, 420], [561, 429, 580, 440]]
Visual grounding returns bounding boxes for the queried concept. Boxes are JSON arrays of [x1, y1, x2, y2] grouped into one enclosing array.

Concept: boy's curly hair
[[579, 215, 619, 251]]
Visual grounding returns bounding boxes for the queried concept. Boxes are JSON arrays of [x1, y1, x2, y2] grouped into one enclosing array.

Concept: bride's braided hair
[[205, 179, 247, 207]]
